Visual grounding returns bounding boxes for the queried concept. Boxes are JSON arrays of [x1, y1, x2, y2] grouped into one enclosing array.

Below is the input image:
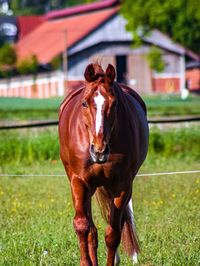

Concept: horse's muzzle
[[89, 144, 110, 164]]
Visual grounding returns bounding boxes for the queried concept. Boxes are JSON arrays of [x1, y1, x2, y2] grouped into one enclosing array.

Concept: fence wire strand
[[0, 170, 199, 177], [0, 116, 200, 130]]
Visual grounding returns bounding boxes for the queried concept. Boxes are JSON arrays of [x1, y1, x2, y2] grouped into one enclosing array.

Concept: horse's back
[[119, 83, 147, 116], [117, 83, 149, 165]]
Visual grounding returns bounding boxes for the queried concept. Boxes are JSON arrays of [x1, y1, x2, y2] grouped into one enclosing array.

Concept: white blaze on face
[[94, 91, 105, 135]]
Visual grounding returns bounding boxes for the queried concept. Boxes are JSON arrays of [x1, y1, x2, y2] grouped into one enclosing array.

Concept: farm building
[[0, 0, 199, 98], [186, 61, 200, 93]]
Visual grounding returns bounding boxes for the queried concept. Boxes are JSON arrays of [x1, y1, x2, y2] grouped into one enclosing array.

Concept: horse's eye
[[82, 101, 88, 108]]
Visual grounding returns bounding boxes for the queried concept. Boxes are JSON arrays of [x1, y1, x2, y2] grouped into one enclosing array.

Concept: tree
[[0, 44, 17, 67], [121, 0, 200, 54], [16, 55, 38, 75], [0, 44, 17, 77], [10, 0, 95, 15], [146, 46, 165, 72]]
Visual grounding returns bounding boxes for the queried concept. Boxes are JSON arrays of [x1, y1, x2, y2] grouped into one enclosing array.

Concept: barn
[[186, 61, 200, 93], [0, 0, 199, 98]]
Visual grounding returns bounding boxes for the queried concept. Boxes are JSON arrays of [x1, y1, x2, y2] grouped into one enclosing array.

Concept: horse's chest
[[92, 163, 114, 178], [87, 162, 121, 188]]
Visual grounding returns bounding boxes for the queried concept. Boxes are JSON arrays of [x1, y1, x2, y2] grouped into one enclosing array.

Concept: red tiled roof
[[17, 16, 45, 40], [16, 7, 118, 64], [46, 0, 119, 20]]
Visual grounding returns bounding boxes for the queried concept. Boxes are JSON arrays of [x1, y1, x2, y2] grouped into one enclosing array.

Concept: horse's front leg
[[88, 220, 98, 266], [71, 176, 97, 266], [105, 189, 131, 266]]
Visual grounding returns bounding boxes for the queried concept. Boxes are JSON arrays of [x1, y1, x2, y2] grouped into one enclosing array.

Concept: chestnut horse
[[59, 64, 149, 266]]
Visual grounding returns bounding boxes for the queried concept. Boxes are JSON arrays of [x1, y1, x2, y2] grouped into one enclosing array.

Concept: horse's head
[[82, 63, 117, 164]]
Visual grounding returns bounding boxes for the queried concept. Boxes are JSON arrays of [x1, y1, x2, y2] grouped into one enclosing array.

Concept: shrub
[[0, 44, 17, 67], [0, 129, 59, 165], [50, 56, 61, 70], [146, 46, 165, 73], [0, 126, 199, 166], [16, 55, 38, 75]]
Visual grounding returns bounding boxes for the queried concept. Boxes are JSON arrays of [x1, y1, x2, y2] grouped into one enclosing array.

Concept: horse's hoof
[[132, 252, 138, 264], [114, 251, 120, 266]]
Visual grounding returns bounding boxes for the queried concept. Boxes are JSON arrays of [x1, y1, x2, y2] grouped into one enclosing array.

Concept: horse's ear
[[106, 64, 116, 83], [84, 64, 95, 82]]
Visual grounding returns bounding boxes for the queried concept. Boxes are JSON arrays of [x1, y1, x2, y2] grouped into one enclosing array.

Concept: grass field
[[0, 126, 199, 168], [0, 95, 199, 120], [0, 97, 61, 120], [0, 125, 200, 265], [0, 159, 200, 265], [0, 92, 199, 265]]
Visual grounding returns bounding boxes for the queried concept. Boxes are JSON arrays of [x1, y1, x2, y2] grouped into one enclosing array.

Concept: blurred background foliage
[[10, 0, 94, 15], [121, 0, 200, 53]]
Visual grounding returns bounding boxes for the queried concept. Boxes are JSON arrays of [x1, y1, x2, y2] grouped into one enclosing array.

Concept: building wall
[[186, 68, 200, 91], [152, 75, 180, 93], [152, 53, 182, 93], [0, 71, 65, 98], [127, 54, 152, 94]]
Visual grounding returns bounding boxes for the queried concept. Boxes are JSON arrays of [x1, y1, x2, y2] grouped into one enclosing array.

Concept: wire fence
[[0, 117, 199, 178], [0, 116, 200, 130], [0, 170, 200, 177]]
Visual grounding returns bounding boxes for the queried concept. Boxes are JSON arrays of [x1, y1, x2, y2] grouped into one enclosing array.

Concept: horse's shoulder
[[59, 87, 84, 118], [119, 83, 147, 115]]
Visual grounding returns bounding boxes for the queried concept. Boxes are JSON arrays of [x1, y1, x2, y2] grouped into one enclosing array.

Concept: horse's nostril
[[104, 144, 110, 154], [91, 144, 95, 153], [90, 143, 110, 164], [91, 143, 109, 154]]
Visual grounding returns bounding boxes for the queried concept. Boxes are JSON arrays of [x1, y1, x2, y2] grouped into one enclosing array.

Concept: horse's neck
[[59, 86, 84, 119]]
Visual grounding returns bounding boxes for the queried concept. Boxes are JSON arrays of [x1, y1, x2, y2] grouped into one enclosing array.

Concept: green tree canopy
[[16, 55, 38, 75], [10, 0, 94, 15], [0, 44, 17, 67], [121, 0, 200, 54]]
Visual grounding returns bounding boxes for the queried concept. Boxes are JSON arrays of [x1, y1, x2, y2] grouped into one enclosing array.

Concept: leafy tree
[[10, 0, 20, 10], [0, 44, 17, 77], [0, 44, 17, 67], [121, 0, 200, 54], [10, 0, 95, 15], [146, 46, 165, 72], [16, 55, 38, 75], [50, 55, 61, 70]]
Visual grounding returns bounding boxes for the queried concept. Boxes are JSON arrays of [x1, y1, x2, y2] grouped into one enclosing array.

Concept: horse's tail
[[95, 187, 111, 222], [121, 202, 140, 258], [95, 188, 140, 258]]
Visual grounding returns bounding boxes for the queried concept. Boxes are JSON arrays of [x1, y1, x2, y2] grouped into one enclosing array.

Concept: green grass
[[0, 125, 200, 265], [145, 95, 200, 117], [0, 159, 200, 265], [0, 95, 199, 120], [0, 97, 62, 120], [0, 126, 199, 169]]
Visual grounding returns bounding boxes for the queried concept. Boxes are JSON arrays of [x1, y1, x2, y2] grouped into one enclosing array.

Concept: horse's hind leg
[[105, 189, 131, 266], [114, 251, 120, 266], [71, 176, 97, 266]]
